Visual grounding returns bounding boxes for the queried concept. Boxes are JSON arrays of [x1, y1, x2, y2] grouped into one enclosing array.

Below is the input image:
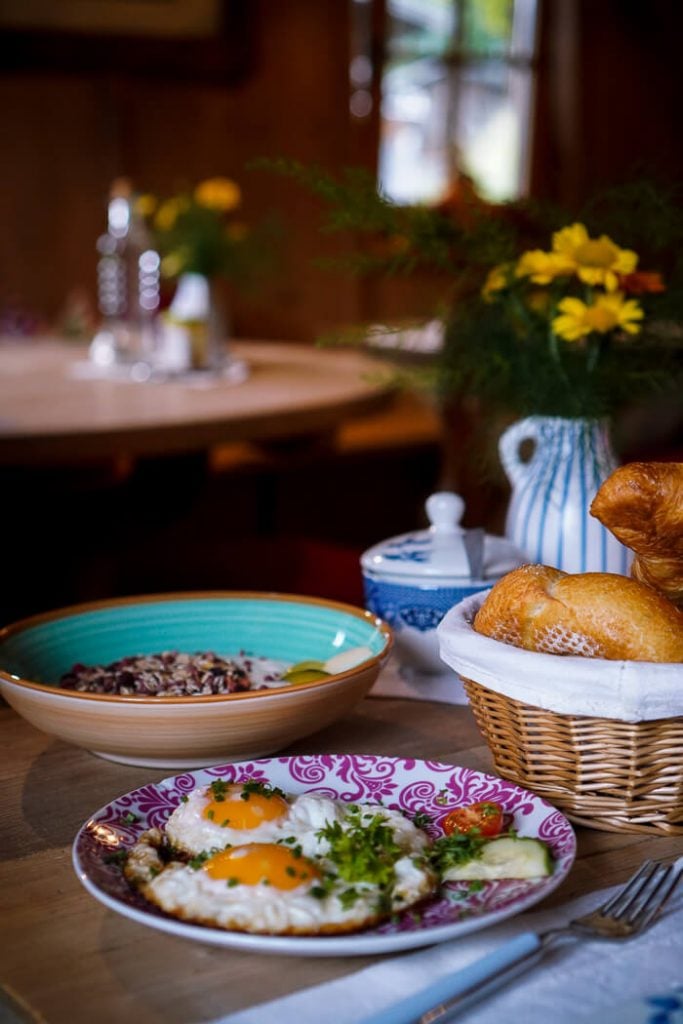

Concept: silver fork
[[359, 859, 681, 1024]]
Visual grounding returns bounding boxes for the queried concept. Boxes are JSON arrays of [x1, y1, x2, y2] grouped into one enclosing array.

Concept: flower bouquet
[[136, 177, 273, 372], [138, 177, 259, 283], [265, 160, 682, 420], [448, 220, 675, 420]]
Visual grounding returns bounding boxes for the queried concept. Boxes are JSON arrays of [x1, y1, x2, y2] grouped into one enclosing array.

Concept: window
[[373, 0, 539, 204]]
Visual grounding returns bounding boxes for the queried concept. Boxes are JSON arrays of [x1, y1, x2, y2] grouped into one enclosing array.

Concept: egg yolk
[[203, 843, 320, 890], [202, 786, 289, 830]]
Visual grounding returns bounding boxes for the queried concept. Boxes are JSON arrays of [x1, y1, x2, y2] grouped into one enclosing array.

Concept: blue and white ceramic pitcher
[[499, 416, 632, 574]]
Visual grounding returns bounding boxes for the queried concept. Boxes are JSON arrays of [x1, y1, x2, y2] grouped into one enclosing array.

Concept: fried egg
[[164, 780, 298, 854], [124, 786, 437, 935]]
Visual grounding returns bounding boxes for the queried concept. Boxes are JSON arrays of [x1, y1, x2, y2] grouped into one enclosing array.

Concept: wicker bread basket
[[437, 592, 683, 835]]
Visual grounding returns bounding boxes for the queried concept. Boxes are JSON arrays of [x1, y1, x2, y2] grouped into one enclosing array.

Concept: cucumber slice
[[443, 837, 553, 881], [283, 660, 327, 676], [281, 646, 373, 685], [283, 668, 329, 685], [282, 660, 329, 685]]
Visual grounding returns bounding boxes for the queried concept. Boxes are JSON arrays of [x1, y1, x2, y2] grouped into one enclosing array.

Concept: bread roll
[[590, 462, 683, 608], [473, 563, 683, 662]]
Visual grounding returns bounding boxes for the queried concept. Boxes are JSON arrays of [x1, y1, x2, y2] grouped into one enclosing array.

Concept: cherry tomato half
[[441, 801, 504, 838]]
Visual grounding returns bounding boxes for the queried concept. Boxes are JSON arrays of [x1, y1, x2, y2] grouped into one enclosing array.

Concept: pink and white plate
[[72, 754, 576, 956]]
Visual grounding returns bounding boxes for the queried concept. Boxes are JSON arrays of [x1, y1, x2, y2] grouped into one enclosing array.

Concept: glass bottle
[[90, 178, 160, 370]]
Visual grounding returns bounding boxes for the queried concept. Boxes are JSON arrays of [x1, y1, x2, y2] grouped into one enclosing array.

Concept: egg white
[[165, 784, 297, 853]]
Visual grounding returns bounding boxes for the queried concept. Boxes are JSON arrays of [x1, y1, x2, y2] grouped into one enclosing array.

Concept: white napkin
[[210, 858, 683, 1024], [370, 657, 468, 705]]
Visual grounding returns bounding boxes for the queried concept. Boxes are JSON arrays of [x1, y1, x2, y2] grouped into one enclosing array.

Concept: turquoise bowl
[[0, 592, 392, 769]]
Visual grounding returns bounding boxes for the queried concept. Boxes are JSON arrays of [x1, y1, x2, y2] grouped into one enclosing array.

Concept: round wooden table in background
[[0, 337, 404, 626], [0, 337, 394, 464]]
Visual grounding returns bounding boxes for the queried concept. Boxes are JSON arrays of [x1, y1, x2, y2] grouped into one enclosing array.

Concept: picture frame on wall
[[0, 0, 253, 84]]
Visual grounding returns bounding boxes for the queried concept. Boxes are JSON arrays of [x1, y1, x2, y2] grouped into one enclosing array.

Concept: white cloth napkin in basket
[[437, 591, 683, 722], [210, 858, 683, 1024]]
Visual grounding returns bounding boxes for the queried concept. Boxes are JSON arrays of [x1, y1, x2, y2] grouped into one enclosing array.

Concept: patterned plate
[[72, 754, 576, 956]]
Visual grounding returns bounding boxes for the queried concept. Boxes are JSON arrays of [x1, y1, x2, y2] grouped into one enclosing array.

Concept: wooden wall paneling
[[0, 0, 367, 342], [0, 75, 118, 326], [531, 0, 683, 209], [576, 0, 683, 195], [0, 0, 254, 83]]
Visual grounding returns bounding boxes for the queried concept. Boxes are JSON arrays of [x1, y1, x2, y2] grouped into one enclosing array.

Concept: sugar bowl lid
[[360, 491, 524, 583]]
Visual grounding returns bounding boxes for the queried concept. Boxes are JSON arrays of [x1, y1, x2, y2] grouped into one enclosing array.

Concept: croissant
[[473, 563, 683, 662], [589, 462, 683, 608]]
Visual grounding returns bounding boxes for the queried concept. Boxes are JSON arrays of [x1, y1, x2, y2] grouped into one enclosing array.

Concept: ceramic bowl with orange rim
[[0, 592, 392, 769]]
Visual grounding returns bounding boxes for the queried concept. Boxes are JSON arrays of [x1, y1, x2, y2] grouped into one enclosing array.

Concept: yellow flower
[[525, 288, 553, 315], [160, 249, 188, 278], [482, 262, 513, 300], [515, 249, 574, 284], [135, 193, 157, 217], [194, 177, 241, 212], [155, 198, 185, 232], [552, 222, 637, 291], [552, 292, 644, 341]]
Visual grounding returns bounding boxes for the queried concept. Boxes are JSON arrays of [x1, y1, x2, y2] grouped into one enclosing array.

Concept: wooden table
[[0, 337, 398, 624], [3, 697, 682, 1024], [0, 338, 393, 464]]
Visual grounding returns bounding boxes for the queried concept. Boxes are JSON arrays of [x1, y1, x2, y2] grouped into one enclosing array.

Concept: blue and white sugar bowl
[[361, 492, 525, 699]]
